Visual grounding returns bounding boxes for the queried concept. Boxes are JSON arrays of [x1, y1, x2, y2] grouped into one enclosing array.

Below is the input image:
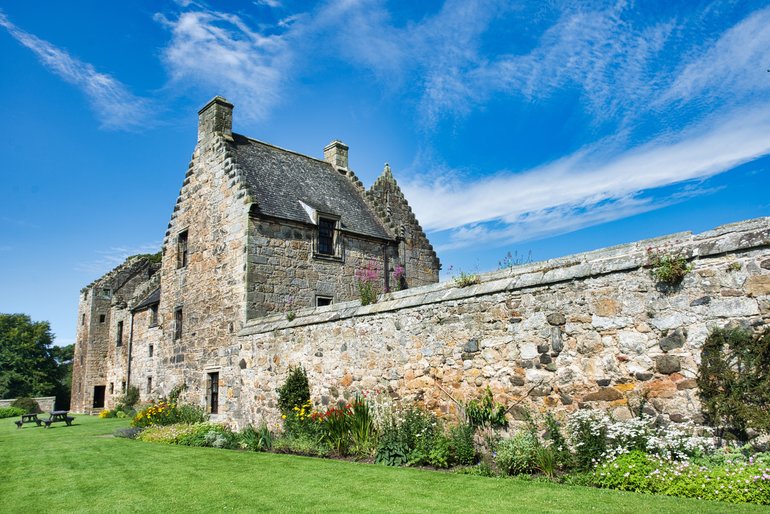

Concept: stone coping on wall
[[239, 216, 770, 336], [0, 396, 57, 412]]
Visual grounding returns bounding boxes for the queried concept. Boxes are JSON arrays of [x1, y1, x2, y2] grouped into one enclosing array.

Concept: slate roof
[[231, 134, 393, 240], [133, 287, 160, 312]]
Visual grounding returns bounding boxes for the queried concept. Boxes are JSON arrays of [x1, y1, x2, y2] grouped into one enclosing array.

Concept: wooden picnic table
[[15, 413, 42, 428], [43, 411, 75, 428]]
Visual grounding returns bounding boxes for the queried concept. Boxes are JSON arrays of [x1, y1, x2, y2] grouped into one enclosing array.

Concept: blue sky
[[1, 0, 769, 347]]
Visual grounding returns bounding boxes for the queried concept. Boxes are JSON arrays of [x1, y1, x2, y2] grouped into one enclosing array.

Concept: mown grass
[[0, 416, 760, 513]]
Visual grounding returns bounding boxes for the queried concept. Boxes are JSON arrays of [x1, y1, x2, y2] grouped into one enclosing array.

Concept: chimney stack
[[198, 96, 234, 142], [324, 140, 349, 169]]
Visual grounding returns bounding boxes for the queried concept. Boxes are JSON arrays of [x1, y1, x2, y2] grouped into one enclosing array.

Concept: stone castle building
[[71, 98, 770, 428], [71, 97, 440, 413]]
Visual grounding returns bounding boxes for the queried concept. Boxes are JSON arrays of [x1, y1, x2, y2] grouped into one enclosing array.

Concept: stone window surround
[[315, 295, 333, 307], [149, 304, 159, 327], [177, 228, 189, 269], [313, 212, 342, 261], [174, 306, 183, 340]]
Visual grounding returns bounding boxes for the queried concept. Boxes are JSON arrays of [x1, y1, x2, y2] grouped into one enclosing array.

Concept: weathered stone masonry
[[223, 217, 770, 428]]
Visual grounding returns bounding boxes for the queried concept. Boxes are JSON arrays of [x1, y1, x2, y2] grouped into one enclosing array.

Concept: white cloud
[[404, 104, 770, 248], [155, 8, 293, 121], [0, 10, 151, 130]]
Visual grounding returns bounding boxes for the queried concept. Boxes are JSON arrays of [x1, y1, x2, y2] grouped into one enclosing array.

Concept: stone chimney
[[323, 140, 349, 169], [198, 96, 234, 142]]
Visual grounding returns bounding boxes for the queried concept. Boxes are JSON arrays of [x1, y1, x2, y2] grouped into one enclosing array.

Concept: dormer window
[[318, 218, 336, 256], [314, 214, 341, 259]]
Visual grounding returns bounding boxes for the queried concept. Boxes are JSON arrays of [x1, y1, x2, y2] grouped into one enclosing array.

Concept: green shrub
[[495, 431, 540, 475], [0, 406, 26, 418], [450, 422, 476, 465], [428, 432, 452, 468], [567, 410, 608, 469], [137, 424, 202, 444], [115, 386, 140, 412], [698, 327, 770, 441], [591, 450, 659, 493], [277, 366, 310, 415], [240, 423, 273, 451], [11, 397, 41, 414], [319, 403, 352, 455]]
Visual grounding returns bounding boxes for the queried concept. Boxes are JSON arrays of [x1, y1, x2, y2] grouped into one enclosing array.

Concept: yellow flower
[[281, 414, 286, 419]]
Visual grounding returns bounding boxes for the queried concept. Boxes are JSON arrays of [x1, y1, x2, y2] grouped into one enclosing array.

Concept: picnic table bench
[[14, 413, 42, 428], [43, 411, 75, 428]]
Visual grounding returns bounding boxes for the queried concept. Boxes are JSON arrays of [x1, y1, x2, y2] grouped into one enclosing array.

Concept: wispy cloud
[[75, 242, 162, 276], [0, 10, 151, 130], [155, 8, 293, 121], [404, 104, 770, 249]]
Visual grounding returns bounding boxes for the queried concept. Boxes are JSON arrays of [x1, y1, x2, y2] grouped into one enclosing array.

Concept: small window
[[174, 307, 183, 340], [149, 344, 154, 358], [177, 230, 189, 268], [121, 381, 126, 393], [99, 314, 106, 323], [81, 313, 85, 326], [150, 305, 158, 326], [109, 382, 114, 394], [147, 376, 153, 394], [116, 321, 124, 347], [317, 218, 336, 256], [100, 288, 112, 299], [316, 296, 333, 307], [208, 372, 219, 415]]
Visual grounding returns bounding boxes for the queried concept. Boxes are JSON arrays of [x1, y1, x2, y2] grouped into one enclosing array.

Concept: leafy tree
[[0, 313, 71, 408], [697, 327, 770, 441]]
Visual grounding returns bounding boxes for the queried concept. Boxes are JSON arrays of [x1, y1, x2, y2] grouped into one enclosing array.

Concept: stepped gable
[[229, 134, 393, 241], [368, 163, 439, 265]]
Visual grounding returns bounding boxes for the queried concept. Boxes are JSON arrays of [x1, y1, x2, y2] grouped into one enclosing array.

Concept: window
[[174, 307, 183, 340], [177, 230, 189, 268], [116, 321, 123, 347], [149, 305, 158, 326], [99, 314, 106, 323], [316, 296, 333, 307], [93, 385, 105, 409], [208, 372, 219, 414], [317, 217, 336, 256], [121, 381, 126, 393], [109, 382, 114, 394], [81, 314, 85, 326], [149, 344, 154, 358], [100, 288, 112, 299], [147, 377, 153, 394]]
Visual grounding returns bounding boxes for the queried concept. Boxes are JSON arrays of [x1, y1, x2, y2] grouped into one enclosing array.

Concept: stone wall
[[200, 217, 770, 428], [246, 216, 399, 318], [0, 397, 56, 412]]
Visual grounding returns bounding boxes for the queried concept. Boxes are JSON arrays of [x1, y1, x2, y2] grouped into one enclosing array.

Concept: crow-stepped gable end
[[71, 97, 441, 416]]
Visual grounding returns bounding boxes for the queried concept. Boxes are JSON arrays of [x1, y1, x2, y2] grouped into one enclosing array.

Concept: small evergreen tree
[[277, 366, 310, 415], [697, 327, 770, 441]]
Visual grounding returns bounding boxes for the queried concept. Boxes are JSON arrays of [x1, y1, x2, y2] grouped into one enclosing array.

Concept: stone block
[[655, 355, 681, 375], [583, 388, 623, 402], [659, 328, 686, 352]]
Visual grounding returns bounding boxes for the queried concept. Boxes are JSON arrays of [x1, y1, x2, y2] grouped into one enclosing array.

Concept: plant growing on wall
[[355, 260, 380, 305], [697, 327, 770, 442], [646, 247, 693, 286], [277, 366, 310, 415], [392, 264, 406, 291], [464, 386, 508, 429], [285, 296, 296, 321]]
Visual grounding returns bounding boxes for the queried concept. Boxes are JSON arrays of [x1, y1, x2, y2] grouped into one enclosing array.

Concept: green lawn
[[0, 416, 757, 513]]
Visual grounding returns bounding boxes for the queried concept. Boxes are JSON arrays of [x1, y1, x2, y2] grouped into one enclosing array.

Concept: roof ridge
[[234, 133, 331, 167]]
